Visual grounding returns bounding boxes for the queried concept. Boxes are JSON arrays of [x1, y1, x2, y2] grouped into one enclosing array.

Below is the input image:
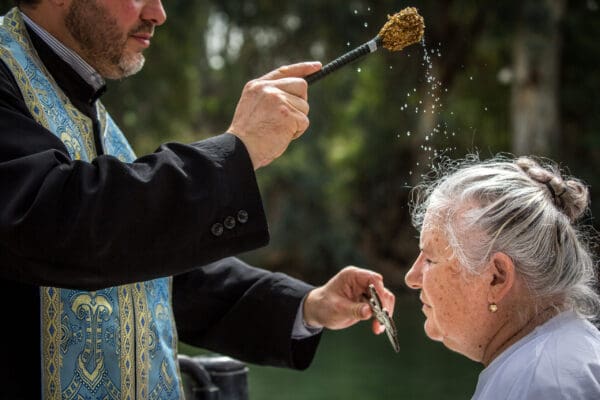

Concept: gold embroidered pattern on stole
[[70, 292, 113, 396], [149, 277, 183, 399], [3, 8, 37, 51], [169, 276, 185, 397], [119, 285, 135, 400], [1, 10, 51, 130], [148, 360, 176, 400], [63, 105, 96, 159], [133, 282, 152, 399], [0, 45, 51, 130], [3, 9, 181, 399], [0, 12, 121, 397], [3, 9, 96, 159], [41, 287, 62, 399]]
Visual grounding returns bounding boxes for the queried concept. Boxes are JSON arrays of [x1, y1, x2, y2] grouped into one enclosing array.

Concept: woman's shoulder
[[512, 312, 600, 370], [472, 312, 600, 399], [538, 311, 600, 356]]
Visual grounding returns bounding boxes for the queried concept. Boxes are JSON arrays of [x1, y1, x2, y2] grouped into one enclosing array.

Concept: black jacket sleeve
[[173, 257, 322, 370], [0, 61, 269, 290]]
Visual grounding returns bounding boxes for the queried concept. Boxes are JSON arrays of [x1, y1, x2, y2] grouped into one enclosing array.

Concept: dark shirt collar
[[21, 12, 105, 91], [21, 12, 107, 106]]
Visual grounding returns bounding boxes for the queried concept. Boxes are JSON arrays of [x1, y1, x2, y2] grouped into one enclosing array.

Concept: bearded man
[[0, 1, 395, 399]]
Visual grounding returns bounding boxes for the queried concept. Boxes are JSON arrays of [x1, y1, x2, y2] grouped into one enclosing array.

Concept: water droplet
[[364, 22, 369, 28], [406, 131, 411, 136], [347, 41, 351, 47], [354, 9, 358, 14]]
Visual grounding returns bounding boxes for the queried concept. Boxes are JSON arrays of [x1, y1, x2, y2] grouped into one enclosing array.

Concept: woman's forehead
[[420, 226, 449, 252], [420, 211, 446, 242]]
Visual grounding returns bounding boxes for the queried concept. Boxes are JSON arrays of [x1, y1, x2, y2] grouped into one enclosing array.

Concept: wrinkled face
[[65, 0, 166, 79], [404, 212, 492, 360]]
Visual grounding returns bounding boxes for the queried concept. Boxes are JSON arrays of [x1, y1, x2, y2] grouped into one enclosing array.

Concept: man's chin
[[102, 55, 145, 80]]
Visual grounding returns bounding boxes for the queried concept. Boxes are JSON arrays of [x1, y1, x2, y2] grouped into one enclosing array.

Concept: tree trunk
[[511, 0, 565, 156]]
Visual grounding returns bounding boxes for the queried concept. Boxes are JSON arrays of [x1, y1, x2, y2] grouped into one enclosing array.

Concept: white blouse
[[472, 311, 600, 399]]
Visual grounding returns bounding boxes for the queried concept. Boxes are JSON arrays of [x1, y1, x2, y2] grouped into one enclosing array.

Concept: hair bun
[[516, 156, 589, 222]]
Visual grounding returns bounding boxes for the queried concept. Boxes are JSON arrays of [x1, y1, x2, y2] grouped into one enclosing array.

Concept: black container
[[179, 354, 249, 400]]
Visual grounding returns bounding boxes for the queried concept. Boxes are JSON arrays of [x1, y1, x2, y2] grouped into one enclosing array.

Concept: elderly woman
[[405, 155, 600, 399]]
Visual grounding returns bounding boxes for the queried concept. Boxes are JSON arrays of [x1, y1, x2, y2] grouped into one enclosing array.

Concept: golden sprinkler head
[[378, 7, 425, 52]]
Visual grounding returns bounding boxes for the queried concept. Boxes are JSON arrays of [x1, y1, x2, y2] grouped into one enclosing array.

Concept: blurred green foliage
[[100, 0, 598, 287], [1, 0, 598, 286]]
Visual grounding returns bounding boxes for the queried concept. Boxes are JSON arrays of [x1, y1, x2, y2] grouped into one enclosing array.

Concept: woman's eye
[[418, 251, 436, 266], [424, 258, 437, 266]]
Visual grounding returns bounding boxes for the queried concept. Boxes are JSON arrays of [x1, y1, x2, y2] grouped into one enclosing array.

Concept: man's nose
[[142, 0, 167, 26]]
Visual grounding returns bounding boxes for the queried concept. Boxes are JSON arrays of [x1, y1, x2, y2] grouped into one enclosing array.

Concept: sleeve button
[[237, 210, 248, 224], [211, 222, 224, 237], [224, 216, 236, 230]]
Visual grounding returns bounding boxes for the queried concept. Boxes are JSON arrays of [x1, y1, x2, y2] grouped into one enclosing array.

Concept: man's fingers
[[276, 93, 309, 139], [283, 92, 309, 115], [372, 319, 386, 335], [368, 276, 394, 313], [380, 288, 396, 317], [260, 61, 322, 81], [260, 77, 309, 100], [342, 265, 383, 285], [370, 276, 386, 294], [351, 302, 371, 321]]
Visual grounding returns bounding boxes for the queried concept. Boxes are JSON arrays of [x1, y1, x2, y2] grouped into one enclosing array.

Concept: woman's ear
[[487, 252, 516, 303]]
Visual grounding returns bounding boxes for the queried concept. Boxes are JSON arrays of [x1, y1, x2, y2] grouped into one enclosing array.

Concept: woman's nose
[[405, 256, 423, 289]]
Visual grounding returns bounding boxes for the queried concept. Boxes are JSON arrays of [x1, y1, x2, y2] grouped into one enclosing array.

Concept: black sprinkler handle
[[304, 36, 382, 85]]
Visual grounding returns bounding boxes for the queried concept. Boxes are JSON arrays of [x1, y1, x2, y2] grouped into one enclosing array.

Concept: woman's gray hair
[[410, 154, 600, 321]]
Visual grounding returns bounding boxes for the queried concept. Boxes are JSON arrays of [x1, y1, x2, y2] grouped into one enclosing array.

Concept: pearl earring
[[488, 303, 498, 313]]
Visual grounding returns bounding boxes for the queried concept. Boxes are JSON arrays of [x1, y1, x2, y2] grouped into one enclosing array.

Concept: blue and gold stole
[[0, 8, 183, 399]]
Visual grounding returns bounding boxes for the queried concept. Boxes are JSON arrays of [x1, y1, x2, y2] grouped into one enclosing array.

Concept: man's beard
[[65, 0, 152, 79]]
